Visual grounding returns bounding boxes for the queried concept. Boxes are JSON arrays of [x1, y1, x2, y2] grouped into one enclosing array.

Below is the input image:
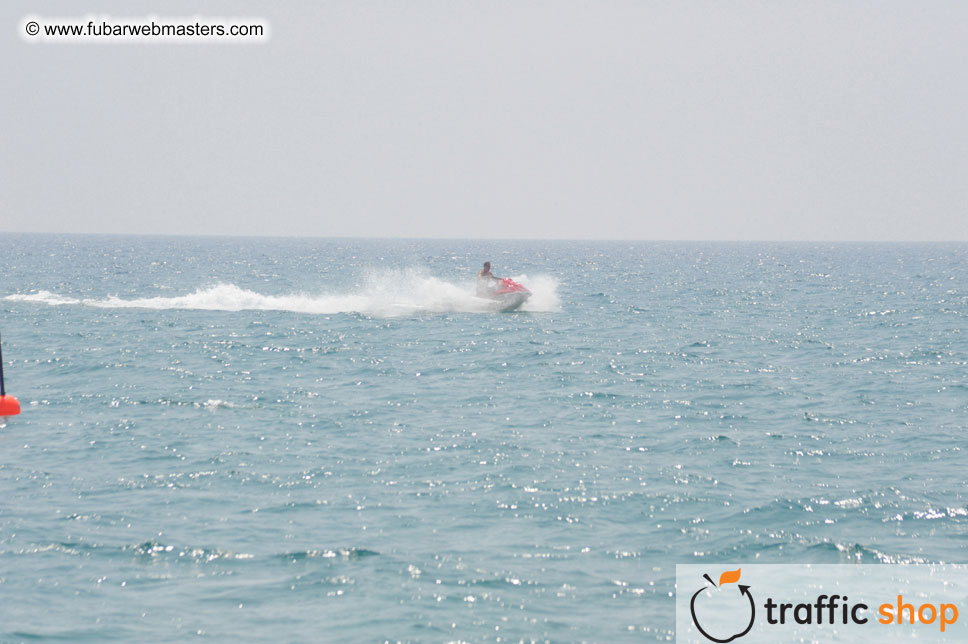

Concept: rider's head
[[483, 262, 491, 271]]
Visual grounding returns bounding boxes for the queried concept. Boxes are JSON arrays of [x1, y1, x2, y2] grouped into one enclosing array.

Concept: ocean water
[[1, 234, 966, 643]]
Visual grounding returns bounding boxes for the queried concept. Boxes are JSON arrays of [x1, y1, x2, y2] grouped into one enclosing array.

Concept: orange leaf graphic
[[718, 568, 741, 586]]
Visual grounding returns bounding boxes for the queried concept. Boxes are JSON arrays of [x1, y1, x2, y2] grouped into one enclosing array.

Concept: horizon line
[[1, 231, 965, 244]]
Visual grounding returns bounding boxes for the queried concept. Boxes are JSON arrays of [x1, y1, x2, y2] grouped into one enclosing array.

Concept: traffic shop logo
[[689, 568, 755, 643]]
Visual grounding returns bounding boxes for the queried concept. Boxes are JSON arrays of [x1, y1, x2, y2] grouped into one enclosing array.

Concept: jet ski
[[478, 277, 531, 311]]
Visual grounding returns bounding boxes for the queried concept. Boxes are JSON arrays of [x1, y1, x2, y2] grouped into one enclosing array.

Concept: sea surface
[[1, 234, 966, 643]]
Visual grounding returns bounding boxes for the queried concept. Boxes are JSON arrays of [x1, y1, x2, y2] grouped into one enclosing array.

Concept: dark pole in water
[[0, 331, 5, 397]]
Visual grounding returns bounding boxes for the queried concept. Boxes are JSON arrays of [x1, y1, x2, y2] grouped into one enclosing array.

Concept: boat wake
[[4, 270, 560, 317]]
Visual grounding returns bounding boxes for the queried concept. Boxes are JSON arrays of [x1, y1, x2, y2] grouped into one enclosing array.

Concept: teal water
[[1, 235, 966, 642]]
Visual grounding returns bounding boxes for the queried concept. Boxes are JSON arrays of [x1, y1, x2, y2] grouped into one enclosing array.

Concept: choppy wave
[[3, 270, 560, 316]]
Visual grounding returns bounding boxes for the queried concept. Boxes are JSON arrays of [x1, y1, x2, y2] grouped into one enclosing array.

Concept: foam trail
[[4, 270, 560, 317], [5, 290, 80, 306]]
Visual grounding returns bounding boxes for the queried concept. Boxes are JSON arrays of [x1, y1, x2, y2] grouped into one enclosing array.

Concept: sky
[[2, 1, 967, 240]]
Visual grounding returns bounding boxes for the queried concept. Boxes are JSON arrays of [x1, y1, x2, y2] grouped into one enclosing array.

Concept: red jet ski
[[478, 277, 531, 311]]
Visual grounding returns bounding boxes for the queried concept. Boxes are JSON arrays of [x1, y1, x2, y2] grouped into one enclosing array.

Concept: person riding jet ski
[[477, 261, 501, 296], [476, 262, 532, 310]]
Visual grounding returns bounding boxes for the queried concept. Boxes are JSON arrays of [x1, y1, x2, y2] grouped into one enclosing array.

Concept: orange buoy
[[0, 395, 19, 416], [0, 332, 19, 416]]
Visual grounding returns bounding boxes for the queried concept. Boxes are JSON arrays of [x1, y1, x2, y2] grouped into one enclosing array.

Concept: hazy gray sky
[[3, 1, 967, 240]]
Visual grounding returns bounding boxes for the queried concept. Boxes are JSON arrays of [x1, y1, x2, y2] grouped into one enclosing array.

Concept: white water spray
[[5, 269, 560, 316]]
